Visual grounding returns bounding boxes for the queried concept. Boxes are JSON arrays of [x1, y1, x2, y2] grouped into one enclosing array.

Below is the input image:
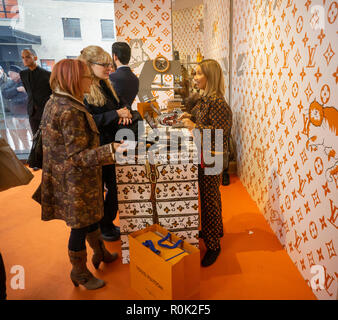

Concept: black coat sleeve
[[91, 110, 119, 128], [84, 99, 119, 129]]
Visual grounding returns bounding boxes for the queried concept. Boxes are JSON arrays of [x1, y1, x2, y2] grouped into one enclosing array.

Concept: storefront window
[[0, 0, 19, 19], [0, 0, 115, 158], [62, 18, 82, 39], [101, 19, 115, 40], [40, 59, 55, 72]]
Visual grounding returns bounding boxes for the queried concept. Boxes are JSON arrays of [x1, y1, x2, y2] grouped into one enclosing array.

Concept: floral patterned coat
[[40, 92, 115, 229]]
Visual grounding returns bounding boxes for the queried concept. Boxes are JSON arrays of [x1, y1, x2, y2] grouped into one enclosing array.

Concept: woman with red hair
[[40, 59, 124, 290]]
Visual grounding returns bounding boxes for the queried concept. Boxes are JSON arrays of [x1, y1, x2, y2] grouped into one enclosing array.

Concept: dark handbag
[[117, 110, 145, 141], [0, 138, 34, 192], [27, 126, 42, 169]]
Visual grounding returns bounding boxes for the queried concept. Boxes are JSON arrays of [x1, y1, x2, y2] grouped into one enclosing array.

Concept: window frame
[[100, 19, 115, 40], [62, 17, 82, 39], [0, 0, 19, 19]]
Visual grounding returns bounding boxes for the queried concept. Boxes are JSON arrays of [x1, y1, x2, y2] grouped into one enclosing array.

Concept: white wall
[[12, 0, 115, 63]]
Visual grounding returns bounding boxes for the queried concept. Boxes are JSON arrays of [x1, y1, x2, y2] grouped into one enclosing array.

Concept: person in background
[[1, 65, 27, 116], [0, 66, 8, 88], [40, 59, 125, 290], [20, 48, 52, 170], [79, 45, 132, 242], [110, 42, 139, 107], [0, 66, 9, 114], [179, 59, 232, 267], [20, 48, 52, 136], [1, 65, 30, 151]]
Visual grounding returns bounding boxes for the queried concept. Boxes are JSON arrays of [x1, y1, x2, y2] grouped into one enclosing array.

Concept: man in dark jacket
[[20, 48, 52, 135], [110, 42, 139, 107]]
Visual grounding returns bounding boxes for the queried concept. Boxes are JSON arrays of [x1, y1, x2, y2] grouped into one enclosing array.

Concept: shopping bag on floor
[[129, 224, 200, 300], [0, 138, 34, 192]]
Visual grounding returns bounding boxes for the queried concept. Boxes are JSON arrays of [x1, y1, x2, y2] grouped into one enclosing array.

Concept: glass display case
[[0, 70, 32, 159], [0, 0, 116, 158]]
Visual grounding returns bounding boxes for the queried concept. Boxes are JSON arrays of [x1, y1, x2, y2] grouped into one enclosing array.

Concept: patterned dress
[[193, 94, 233, 250], [40, 92, 115, 229]]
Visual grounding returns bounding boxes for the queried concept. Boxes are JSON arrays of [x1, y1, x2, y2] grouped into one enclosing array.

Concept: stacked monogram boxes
[[116, 127, 200, 264]]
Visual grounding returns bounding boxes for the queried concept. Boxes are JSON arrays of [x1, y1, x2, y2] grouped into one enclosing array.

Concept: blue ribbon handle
[[157, 233, 183, 249], [142, 240, 161, 255]]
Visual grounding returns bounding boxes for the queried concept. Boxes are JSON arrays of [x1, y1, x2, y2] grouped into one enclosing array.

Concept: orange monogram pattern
[[172, 4, 204, 62], [114, 0, 174, 107], [231, 0, 338, 300], [202, 0, 231, 103]]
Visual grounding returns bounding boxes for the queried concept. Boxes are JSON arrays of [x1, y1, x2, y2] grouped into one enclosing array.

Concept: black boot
[[201, 248, 221, 267]]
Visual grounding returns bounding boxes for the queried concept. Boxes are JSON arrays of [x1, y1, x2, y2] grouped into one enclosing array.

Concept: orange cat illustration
[[306, 101, 338, 182]]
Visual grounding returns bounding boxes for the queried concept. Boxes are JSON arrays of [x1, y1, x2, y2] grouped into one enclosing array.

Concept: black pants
[[68, 223, 99, 252], [29, 115, 41, 136], [199, 165, 223, 251], [100, 164, 118, 233], [0, 253, 6, 300]]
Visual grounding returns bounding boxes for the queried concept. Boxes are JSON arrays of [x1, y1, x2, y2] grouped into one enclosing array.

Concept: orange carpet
[[0, 168, 316, 300]]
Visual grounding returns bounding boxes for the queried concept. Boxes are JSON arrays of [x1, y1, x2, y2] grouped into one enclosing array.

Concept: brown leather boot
[[86, 229, 118, 269], [68, 249, 105, 290]]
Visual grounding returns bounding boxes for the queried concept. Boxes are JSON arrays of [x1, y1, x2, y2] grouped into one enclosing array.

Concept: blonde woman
[[179, 59, 233, 267], [78, 46, 132, 242]]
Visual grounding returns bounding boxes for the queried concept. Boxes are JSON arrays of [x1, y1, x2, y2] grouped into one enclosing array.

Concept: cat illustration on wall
[[129, 39, 151, 69], [306, 100, 338, 183]]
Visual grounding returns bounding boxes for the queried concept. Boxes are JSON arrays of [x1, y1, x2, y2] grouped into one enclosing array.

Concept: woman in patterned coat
[[180, 59, 233, 267], [40, 59, 125, 290]]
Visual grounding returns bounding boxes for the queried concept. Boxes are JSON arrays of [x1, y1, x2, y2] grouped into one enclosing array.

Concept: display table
[[116, 126, 200, 264]]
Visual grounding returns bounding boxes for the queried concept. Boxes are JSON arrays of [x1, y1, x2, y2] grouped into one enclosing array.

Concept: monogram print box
[[116, 127, 200, 264]]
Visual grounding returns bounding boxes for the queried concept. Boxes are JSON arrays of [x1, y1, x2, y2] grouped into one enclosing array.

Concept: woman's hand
[[182, 118, 196, 130], [17, 86, 26, 93], [113, 141, 127, 154], [177, 112, 191, 121], [117, 107, 132, 119], [118, 117, 133, 125]]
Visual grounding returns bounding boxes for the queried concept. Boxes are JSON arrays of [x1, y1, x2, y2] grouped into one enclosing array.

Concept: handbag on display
[[27, 126, 42, 169], [0, 138, 34, 192]]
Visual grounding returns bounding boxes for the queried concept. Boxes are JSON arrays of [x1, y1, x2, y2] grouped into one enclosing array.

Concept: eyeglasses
[[90, 61, 112, 69]]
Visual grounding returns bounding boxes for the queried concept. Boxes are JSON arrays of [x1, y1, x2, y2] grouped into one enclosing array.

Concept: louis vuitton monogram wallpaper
[[231, 0, 337, 300], [172, 4, 204, 62], [113, 0, 338, 299], [202, 0, 231, 103], [114, 0, 174, 108]]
